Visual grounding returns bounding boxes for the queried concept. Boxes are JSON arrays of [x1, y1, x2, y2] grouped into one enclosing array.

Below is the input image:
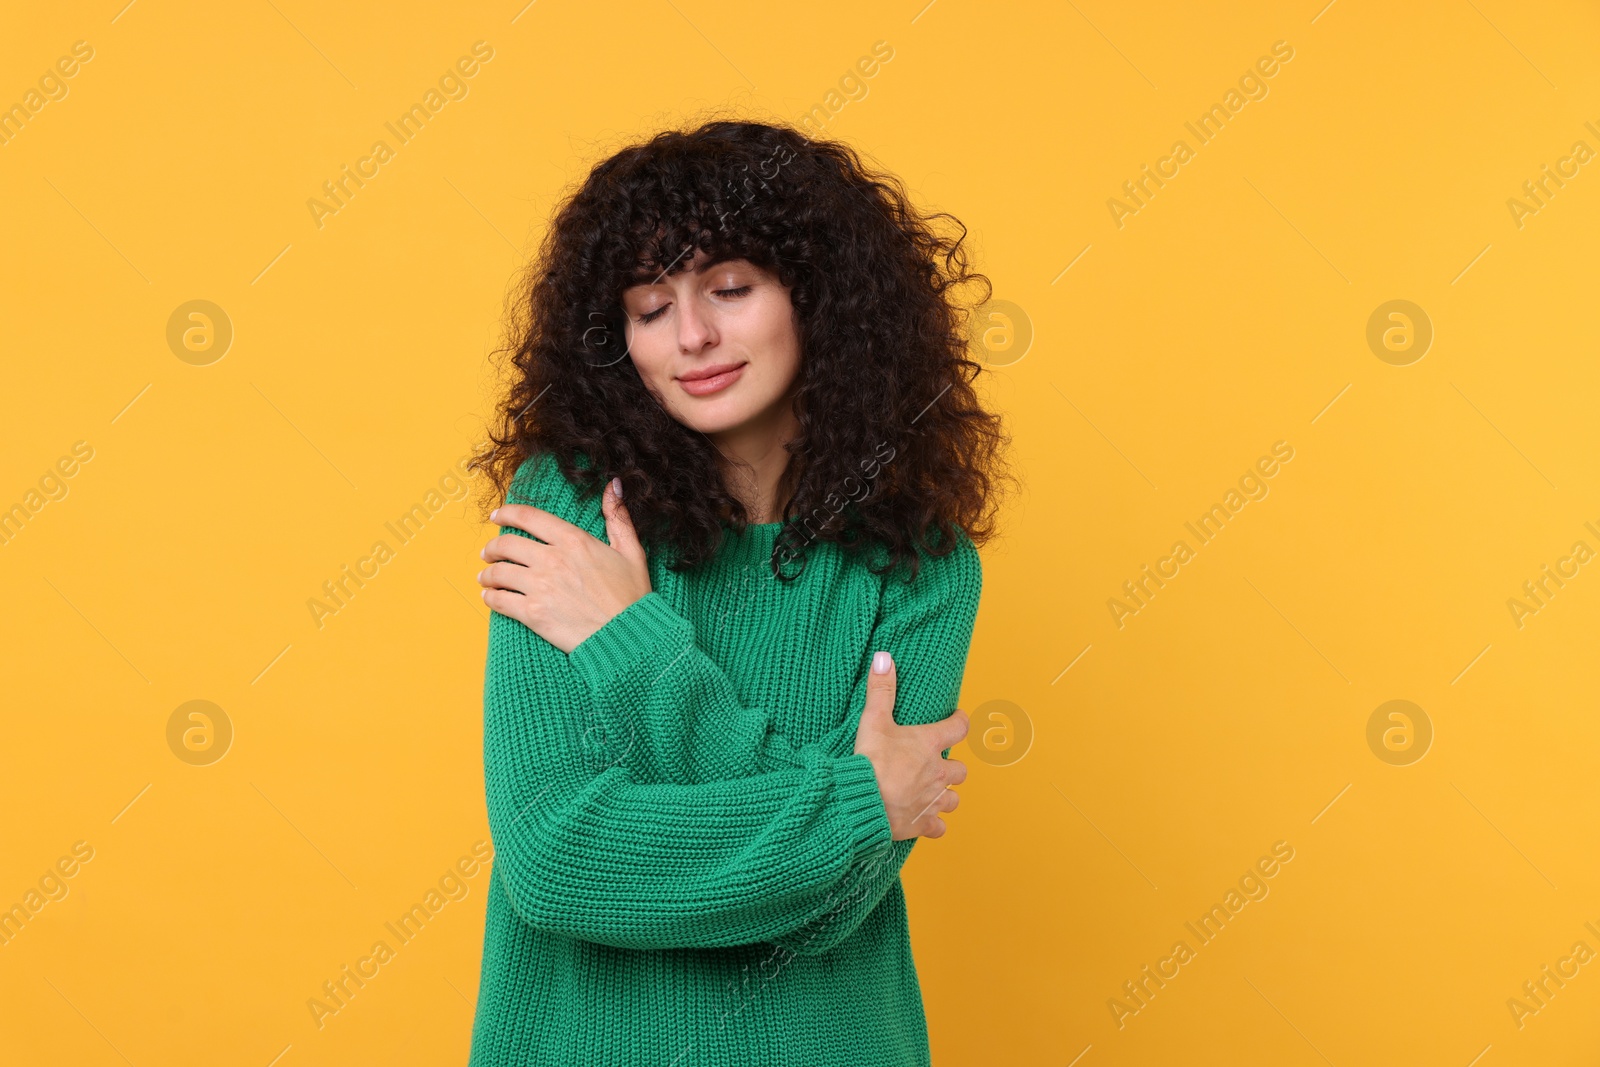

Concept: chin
[[677, 407, 758, 435]]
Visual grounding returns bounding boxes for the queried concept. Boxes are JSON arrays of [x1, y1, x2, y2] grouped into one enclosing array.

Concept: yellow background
[[3, 1, 1598, 1063]]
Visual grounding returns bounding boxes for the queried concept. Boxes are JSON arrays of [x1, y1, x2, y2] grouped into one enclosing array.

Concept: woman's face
[[619, 250, 802, 440]]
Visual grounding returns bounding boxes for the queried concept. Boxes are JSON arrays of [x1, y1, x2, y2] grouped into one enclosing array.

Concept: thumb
[[858, 650, 898, 732], [601, 476, 647, 569]]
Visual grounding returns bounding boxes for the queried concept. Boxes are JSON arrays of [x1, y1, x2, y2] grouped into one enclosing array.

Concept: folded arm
[[483, 596, 897, 951], [494, 451, 983, 954], [565, 534, 983, 955]]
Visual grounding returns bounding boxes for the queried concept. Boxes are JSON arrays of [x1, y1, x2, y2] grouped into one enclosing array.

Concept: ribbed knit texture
[[469, 451, 983, 1067]]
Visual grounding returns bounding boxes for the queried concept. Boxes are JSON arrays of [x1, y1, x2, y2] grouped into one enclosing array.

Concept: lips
[[677, 362, 747, 396]]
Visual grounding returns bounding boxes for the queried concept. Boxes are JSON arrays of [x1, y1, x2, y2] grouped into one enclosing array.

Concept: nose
[[676, 292, 716, 353]]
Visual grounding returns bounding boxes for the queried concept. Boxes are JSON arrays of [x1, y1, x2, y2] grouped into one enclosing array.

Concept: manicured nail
[[872, 651, 892, 675], [610, 476, 622, 498]]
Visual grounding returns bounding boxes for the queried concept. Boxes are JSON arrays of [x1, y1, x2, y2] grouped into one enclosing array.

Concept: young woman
[[467, 118, 1009, 1066]]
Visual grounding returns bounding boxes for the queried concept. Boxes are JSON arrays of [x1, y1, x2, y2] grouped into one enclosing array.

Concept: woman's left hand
[[477, 477, 652, 654]]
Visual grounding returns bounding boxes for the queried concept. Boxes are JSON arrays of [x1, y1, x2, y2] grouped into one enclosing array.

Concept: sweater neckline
[[721, 515, 790, 532], [723, 521, 785, 538]]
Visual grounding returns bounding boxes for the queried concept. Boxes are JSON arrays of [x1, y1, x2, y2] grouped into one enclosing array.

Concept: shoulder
[[879, 525, 982, 606], [506, 449, 605, 539]]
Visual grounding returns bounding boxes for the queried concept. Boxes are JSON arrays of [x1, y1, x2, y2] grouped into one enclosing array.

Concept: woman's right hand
[[852, 651, 970, 840]]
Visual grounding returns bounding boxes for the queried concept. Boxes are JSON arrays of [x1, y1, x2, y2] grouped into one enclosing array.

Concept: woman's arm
[[486, 451, 982, 952], [568, 532, 983, 956], [776, 541, 980, 954], [567, 592, 838, 781], [484, 590, 899, 950]]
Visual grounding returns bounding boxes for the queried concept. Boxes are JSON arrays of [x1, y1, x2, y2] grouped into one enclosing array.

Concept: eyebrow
[[626, 252, 744, 287]]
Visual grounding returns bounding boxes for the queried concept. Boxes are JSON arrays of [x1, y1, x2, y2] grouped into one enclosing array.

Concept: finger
[[936, 788, 959, 813], [908, 784, 949, 828], [927, 707, 970, 750], [921, 816, 946, 839], [480, 586, 525, 620], [600, 476, 648, 569], [490, 502, 580, 545], [477, 561, 532, 594], [859, 651, 897, 729], [481, 532, 542, 566], [943, 758, 968, 787]]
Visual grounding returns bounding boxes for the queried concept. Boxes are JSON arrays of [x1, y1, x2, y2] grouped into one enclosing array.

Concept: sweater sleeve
[[775, 538, 980, 954], [568, 531, 984, 956], [482, 578, 897, 950], [566, 592, 836, 782]]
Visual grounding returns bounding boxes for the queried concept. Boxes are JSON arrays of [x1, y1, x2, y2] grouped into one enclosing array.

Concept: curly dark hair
[[471, 115, 1012, 581]]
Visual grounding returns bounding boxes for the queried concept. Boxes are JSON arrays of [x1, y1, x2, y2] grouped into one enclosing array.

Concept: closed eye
[[634, 285, 751, 325]]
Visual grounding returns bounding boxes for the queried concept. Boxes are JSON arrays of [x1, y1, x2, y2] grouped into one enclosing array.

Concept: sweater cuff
[[568, 592, 690, 694], [831, 752, 893, 858]]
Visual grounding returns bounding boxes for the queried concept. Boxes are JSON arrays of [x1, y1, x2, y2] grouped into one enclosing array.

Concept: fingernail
[[490, 509, 500, 522], [872, 651, 892, 675], [610, 476, 622, 498]]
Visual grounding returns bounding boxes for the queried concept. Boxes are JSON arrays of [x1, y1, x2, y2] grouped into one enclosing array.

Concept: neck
[[709, 392, 800, 524]]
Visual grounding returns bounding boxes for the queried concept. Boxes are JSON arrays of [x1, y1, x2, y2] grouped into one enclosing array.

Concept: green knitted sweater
[[469, 451, 983, 1066]]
